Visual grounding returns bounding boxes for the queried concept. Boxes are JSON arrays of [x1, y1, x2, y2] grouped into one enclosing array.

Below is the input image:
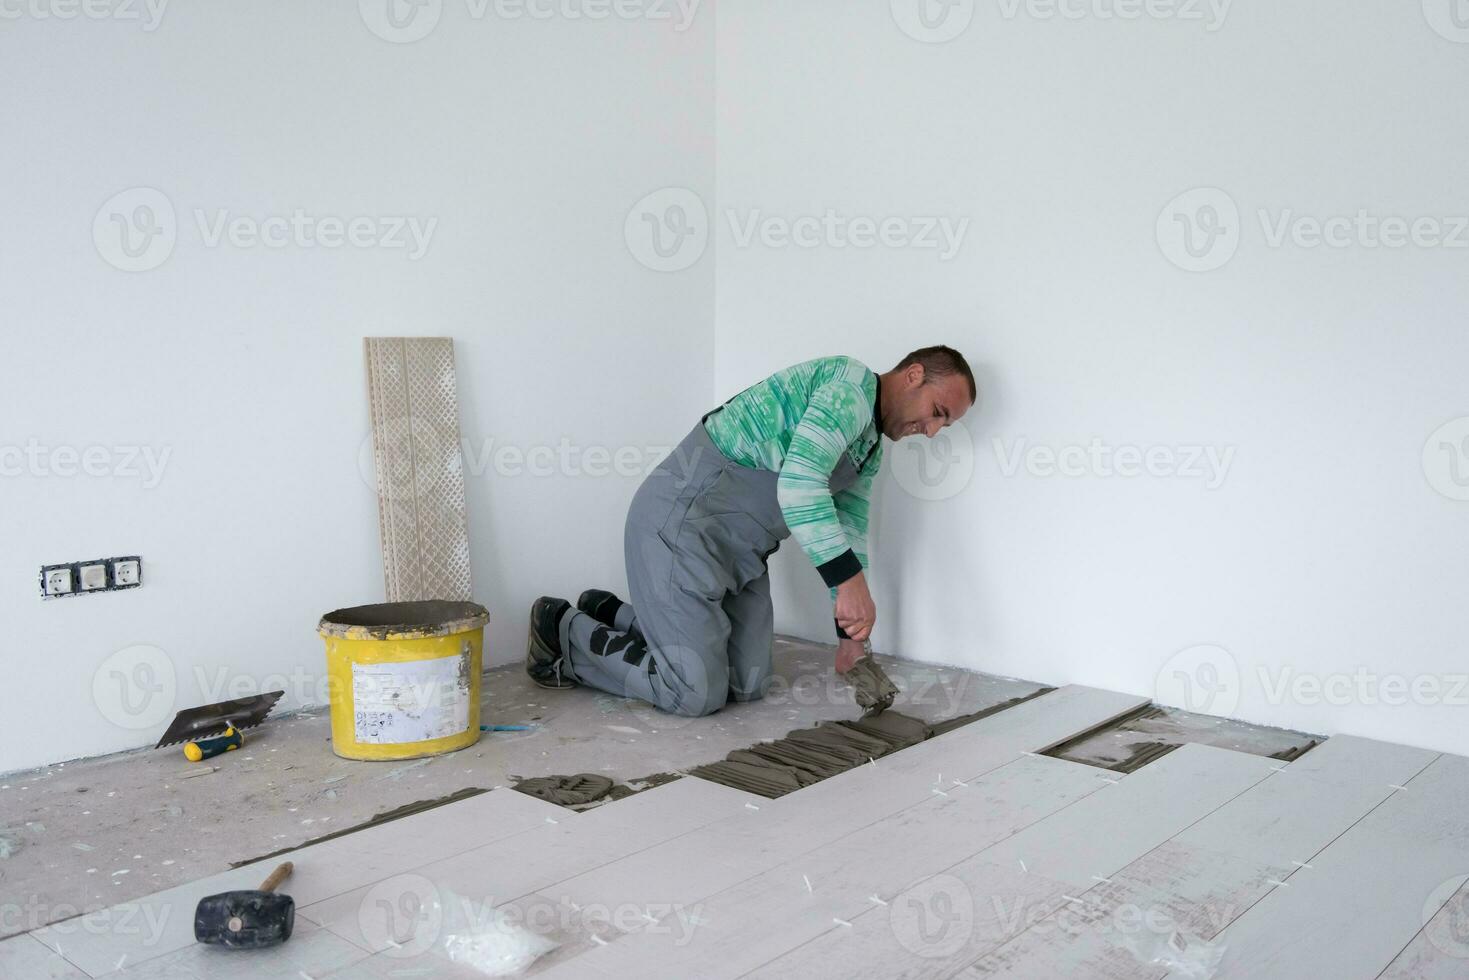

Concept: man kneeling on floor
[[526, 346, 977, 717]]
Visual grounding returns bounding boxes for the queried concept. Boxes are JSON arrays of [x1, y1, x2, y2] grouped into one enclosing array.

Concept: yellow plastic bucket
[[318, 600, 489, 761]]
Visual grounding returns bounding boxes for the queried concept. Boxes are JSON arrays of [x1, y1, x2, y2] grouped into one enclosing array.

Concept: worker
[[526, 346, 976, 716]]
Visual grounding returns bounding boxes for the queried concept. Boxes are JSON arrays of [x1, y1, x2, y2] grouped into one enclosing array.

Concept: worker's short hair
[[894, 345, 977, 403]]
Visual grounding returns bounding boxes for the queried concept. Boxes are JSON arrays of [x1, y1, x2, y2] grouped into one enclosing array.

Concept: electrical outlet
[[41, 555, 142, 599], [44, 567, 74, 596], [113, 559, 141, 586]]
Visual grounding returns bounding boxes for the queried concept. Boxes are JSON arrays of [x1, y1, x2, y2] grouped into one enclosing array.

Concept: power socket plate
[[44, 568, 74, 596], [41, 556, 142, 599]]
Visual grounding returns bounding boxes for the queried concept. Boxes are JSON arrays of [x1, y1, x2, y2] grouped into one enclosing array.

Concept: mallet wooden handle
[[257, 862, 293, 893]]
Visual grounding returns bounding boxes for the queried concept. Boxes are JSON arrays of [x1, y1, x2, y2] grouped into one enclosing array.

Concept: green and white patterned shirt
[[704, 355, 882, 592]]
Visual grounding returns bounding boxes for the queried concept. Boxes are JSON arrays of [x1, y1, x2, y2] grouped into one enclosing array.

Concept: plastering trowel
[[155, 691, 284, 749]]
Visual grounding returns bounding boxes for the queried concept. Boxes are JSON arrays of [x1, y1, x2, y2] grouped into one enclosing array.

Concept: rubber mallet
[[194, 861, 295, 949]]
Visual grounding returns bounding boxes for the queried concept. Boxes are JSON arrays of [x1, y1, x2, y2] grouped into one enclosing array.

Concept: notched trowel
[[155, 691, 284, 748], [846, 653, 899, 717]]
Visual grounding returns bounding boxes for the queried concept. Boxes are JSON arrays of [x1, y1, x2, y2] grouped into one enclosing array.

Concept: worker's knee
[[667, 694, 725, 718], [654, 649, 728, 717], [727, 662, 772, 703]]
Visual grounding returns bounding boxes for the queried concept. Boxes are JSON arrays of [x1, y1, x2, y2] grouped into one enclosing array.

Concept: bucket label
[[351, 653, 471, 744]]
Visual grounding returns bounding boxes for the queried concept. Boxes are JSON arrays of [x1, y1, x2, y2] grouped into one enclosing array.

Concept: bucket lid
[[318, 600, 489, 640]]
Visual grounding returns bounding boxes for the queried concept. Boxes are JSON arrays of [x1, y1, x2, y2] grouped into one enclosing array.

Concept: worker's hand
[[835, 637, 866, 674], [834, 572, 876, 642]]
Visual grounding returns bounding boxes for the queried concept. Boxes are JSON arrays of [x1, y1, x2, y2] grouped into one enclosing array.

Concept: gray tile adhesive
[[687, 691, 1053, 800], [501, 667, 1058, 806], [845, 656, 900, 716], [1044, 704, 1320, 774], [510, 773, 617, 807]]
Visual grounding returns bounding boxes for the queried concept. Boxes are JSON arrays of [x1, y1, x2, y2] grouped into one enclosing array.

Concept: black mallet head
[[194, 861, 295, 949]]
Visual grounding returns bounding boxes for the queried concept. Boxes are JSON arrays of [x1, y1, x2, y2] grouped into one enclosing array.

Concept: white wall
[[6, 0, 1466, 773], [0, 1, 712, 774], [715, 1, 1469, 754]]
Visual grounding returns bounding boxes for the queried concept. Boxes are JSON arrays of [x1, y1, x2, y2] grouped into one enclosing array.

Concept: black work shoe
[[526, 597, 576, 689], [576, 589, 626, 629]]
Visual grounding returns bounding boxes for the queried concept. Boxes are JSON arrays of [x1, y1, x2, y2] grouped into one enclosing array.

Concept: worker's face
[[883, 366, 972, 440]]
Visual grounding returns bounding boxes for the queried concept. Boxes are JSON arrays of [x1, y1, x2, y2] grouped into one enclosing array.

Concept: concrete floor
[[0, 635, 1047, 940]]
